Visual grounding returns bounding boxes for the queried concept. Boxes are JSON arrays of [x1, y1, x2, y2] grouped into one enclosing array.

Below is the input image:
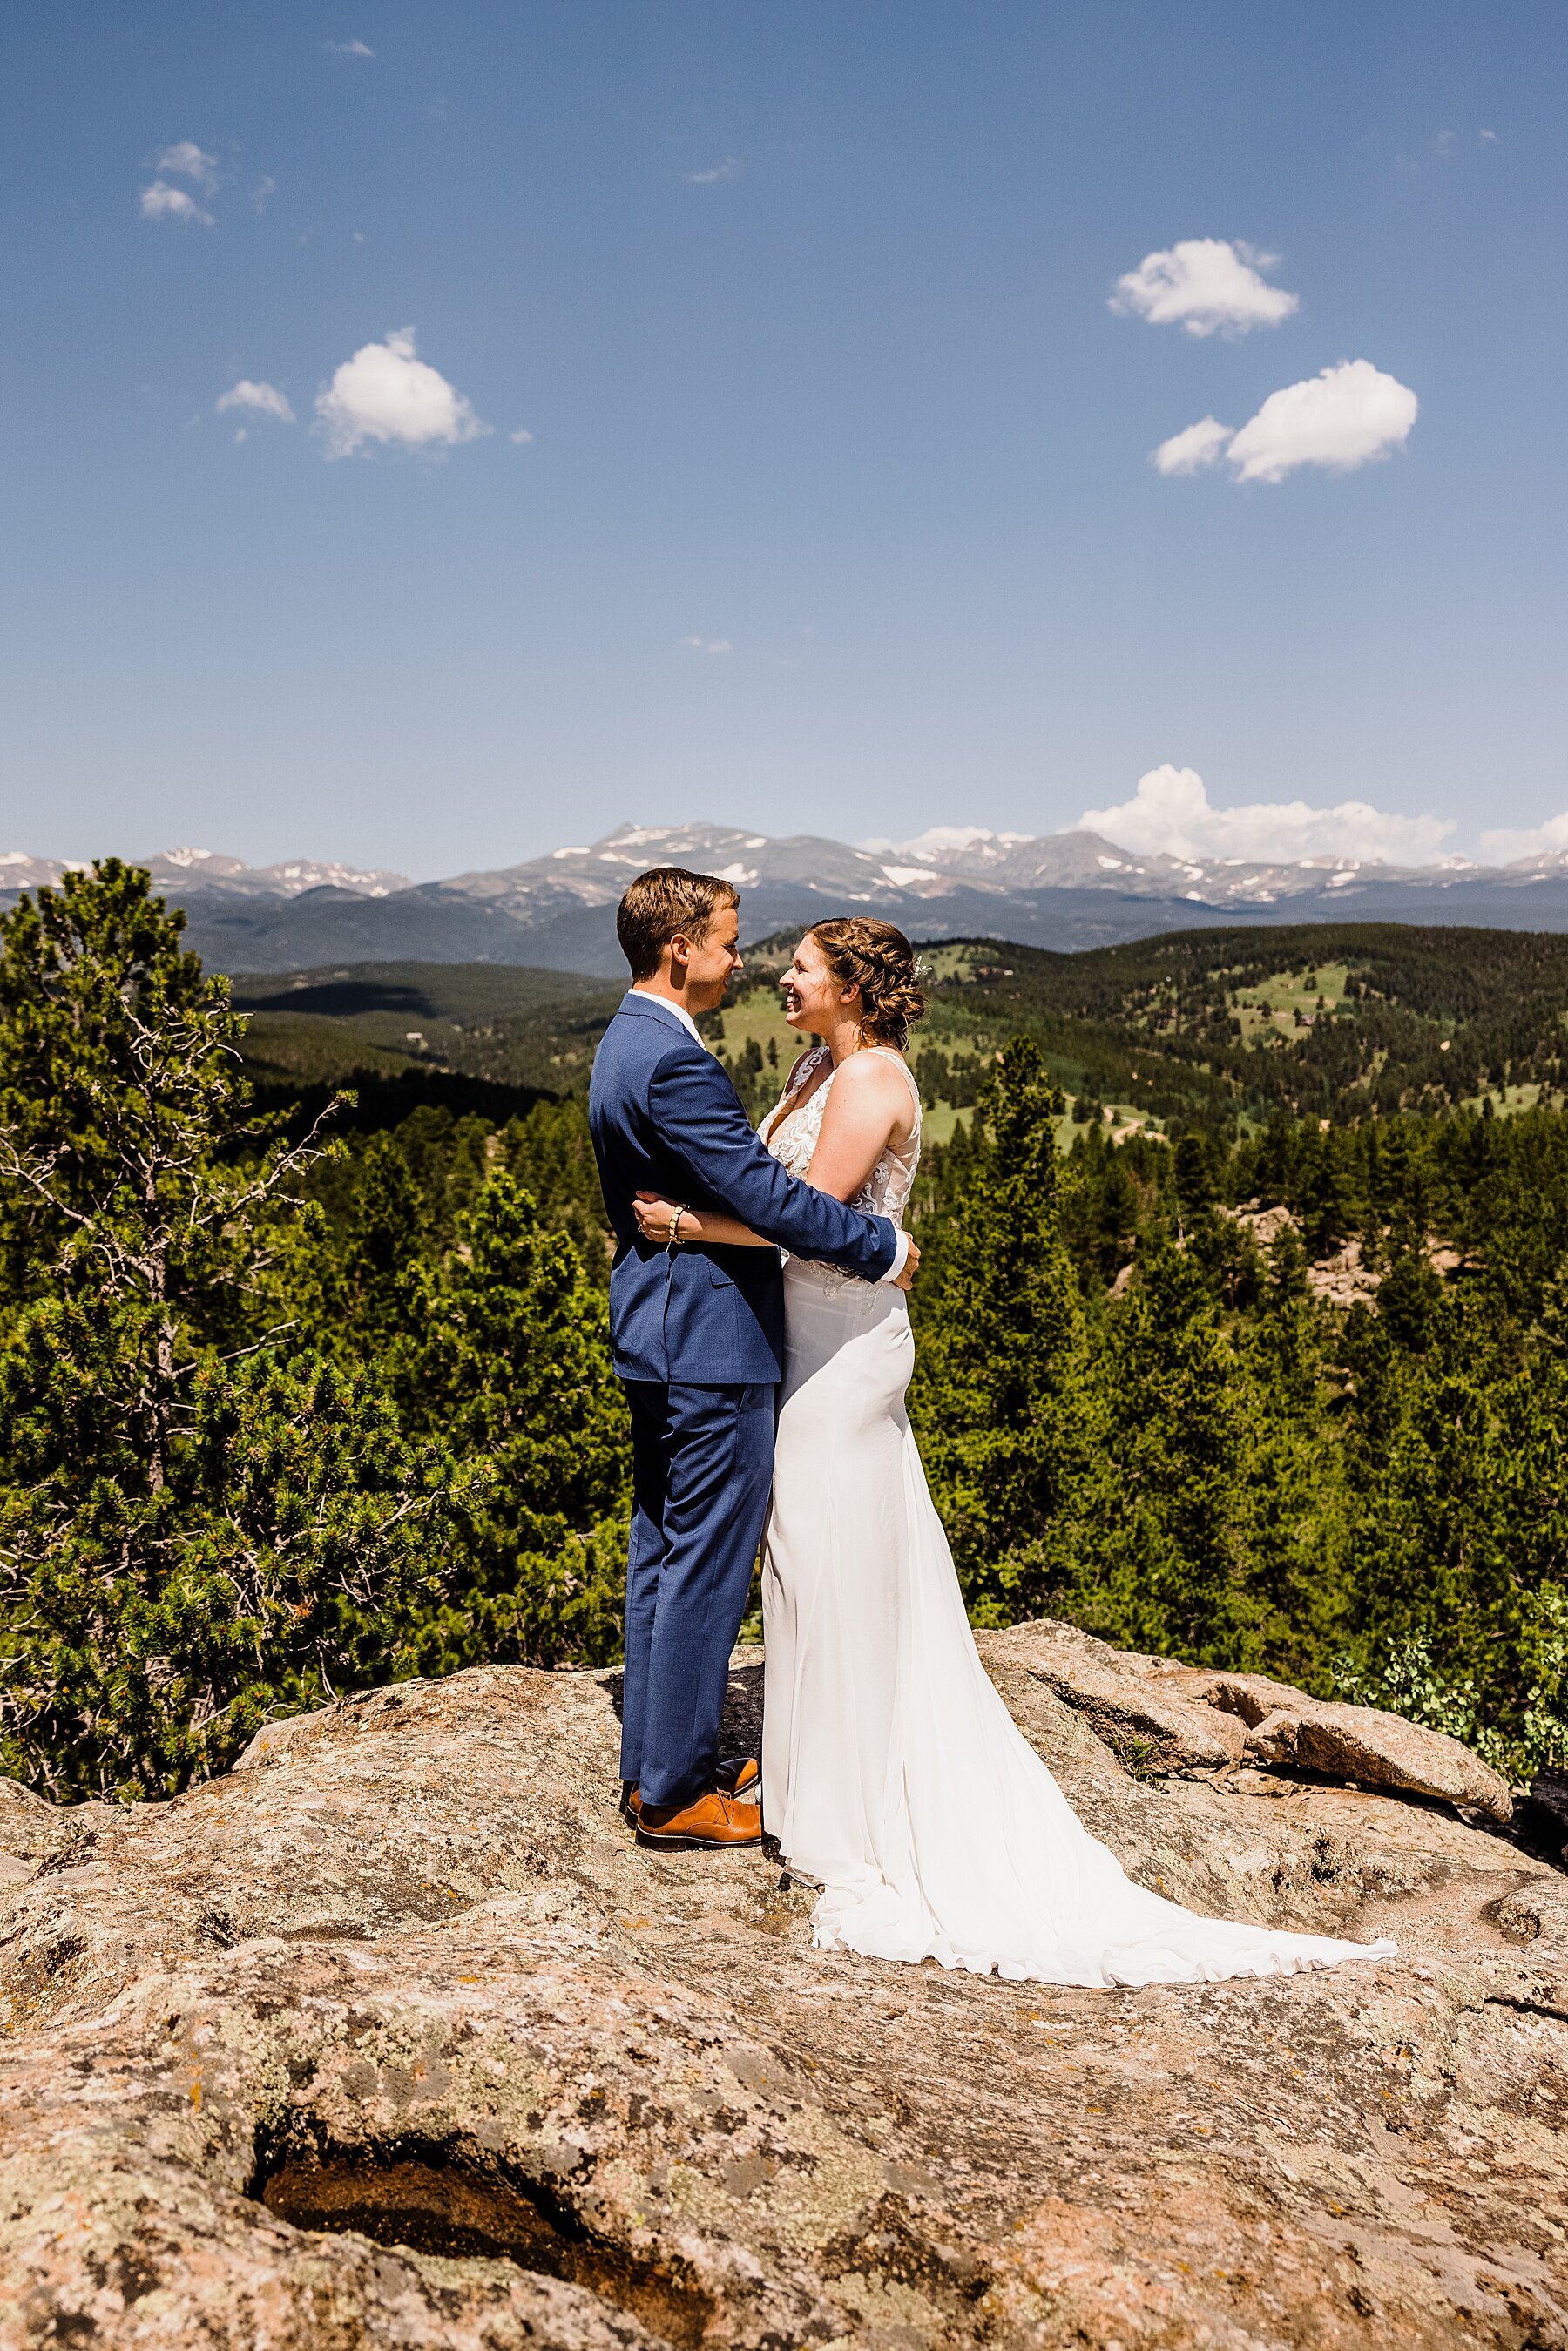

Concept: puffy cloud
[[509, 426, 534, 443], [139, 180, 213, 226], [216, 380, 295, 423], [1110, 238, 1298, 336], [1079, 765, 1454, 867], [681, 636, 732, 655], [1225, 359, 1417, 483], [1152, 415, 1232, 476], [1153, 361, 1418, 487], [314, 328, 489, 458], [686, 158, 739, 184], [1479, 813, 1568, 863], [155, 140, 219, 189]]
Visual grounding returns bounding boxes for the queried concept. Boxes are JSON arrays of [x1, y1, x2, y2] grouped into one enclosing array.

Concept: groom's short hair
[[617, 868, 740, 980]]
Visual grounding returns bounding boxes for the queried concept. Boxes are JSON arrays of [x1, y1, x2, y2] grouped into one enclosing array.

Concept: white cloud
[[686, 159, 739, 184], [1436, 128, 1457, 158], [1154, 361, 1418, 487], [1481, 128, 1497, 142], [509, 426, 534, 443], [155, 140, 219, 190], [1224, 359, 1417, 483], [1479, 813, 1568, 862], [251, 175, 277, 213], [682, 636, 732, 655], [1110, 238, 1298, 336], [216, 379, 295, 423], [139, 181, 213, 226], [314, 328, 489, 458], [1079, 765, 1454, 867], [325, 38, 375, 55], [1152, 415, 1232, 476]]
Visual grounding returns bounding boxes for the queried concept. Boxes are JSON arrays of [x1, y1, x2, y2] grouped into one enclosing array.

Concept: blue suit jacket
[[588, 993, 899, 1384]]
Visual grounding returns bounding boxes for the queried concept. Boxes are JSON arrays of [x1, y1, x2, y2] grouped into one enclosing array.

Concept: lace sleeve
[[760, 1046, 818, 1148], [784, 1045, 827, 1094]]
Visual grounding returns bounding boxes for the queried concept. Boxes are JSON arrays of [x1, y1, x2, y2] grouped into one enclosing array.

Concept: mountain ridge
[[11, 821, 1568, 975], [0, 848, 411, 899]]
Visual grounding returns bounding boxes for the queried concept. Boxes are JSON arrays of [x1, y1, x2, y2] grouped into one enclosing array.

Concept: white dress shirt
[[625, 989, 910, 1283], [627, 989, 706, 1049]]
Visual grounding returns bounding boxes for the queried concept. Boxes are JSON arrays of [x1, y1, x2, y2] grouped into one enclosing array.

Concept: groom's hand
[[893, 1237, 920, 1292]]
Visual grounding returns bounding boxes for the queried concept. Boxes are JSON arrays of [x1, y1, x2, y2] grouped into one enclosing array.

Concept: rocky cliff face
[[1, 1621, 1565, 2350]]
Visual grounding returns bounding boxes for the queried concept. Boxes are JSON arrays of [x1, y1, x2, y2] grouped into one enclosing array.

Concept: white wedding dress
[[758, 1045, 1397, 1989]]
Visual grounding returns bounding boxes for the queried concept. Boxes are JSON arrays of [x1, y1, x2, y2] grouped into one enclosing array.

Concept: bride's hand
[[634, 1192, 686, 1242]]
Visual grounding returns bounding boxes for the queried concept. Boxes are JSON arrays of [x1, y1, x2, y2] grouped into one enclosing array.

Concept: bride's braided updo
[[808, 917, 926, 1051]]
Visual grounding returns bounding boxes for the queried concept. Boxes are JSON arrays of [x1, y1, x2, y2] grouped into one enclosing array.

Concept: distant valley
[[13, 821, 1568, 975], [227, 922, 1568, 1143]]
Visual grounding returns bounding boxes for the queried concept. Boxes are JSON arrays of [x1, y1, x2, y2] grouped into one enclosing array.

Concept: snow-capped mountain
[[887, 825, 1486, 905], [0, 849, 412, 899], [425, 821, 1420, 915], [0, 852, 78, 892], [429, 822, 963, 915], [8, 821, 1568, 976], [144, 850, 413, 898], [253, 859, 410, 897]]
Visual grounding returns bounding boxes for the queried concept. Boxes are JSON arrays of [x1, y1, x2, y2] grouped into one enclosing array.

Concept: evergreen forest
[[3, 863, 1566, 1805]]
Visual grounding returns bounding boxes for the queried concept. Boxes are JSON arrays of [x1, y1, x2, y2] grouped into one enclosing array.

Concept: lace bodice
[[759, 1045, 922, 1229]]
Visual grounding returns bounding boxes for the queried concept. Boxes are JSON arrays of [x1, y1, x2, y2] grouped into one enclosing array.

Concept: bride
[[632, 917, 1396, 1989]]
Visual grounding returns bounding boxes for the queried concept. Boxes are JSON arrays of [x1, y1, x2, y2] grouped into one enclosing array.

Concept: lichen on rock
[[2, 1622, 1565, 2348]]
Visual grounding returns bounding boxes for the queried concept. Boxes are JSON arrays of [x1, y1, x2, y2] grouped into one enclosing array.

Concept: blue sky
[[0, 1, 1564, 876]]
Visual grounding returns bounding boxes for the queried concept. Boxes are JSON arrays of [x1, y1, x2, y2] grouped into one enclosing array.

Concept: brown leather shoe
[[622, 1767, 754, 1831], [635, 1787, 763, 1851]]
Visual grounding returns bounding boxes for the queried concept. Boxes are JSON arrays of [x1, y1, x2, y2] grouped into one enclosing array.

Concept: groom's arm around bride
[[587, 865, 915, 1851]]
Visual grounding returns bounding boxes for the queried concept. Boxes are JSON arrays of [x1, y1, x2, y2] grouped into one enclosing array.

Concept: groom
[[589, 866, 917, 1852]]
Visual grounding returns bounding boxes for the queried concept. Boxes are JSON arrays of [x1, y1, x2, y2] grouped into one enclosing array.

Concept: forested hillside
[[911, 922, 1568, 1132], [232, 923, 1568, 1147], [3, 868, 1567, 1809], [230, 962, 619, 1095]]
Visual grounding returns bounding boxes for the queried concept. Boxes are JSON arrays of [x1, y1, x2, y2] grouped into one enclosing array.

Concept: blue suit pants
[[620, 1380, 775, 1809]]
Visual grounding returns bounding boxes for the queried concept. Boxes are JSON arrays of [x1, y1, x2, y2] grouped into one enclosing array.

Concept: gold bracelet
[[667, 1205, 686, 1252]]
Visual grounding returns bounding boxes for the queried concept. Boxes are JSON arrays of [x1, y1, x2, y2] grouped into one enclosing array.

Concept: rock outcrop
[[2, 1621, 1565, 2350], [982, 1618, 1514, 1821]]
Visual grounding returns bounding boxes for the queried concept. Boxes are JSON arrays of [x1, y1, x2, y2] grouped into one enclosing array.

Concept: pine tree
[[1335, 1274, 1568, 1774], [1058, 1245, 1245, 1661], [909, 1036, 1087, 1619], [0, 1337, 456, 1797], [392, 1172, 630, 1670], [335, 1131, 429, 1347], [0, 864, 463, 1796], [1227, 1227, 1351, 1680], [503, 1097, 614, 1285]]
